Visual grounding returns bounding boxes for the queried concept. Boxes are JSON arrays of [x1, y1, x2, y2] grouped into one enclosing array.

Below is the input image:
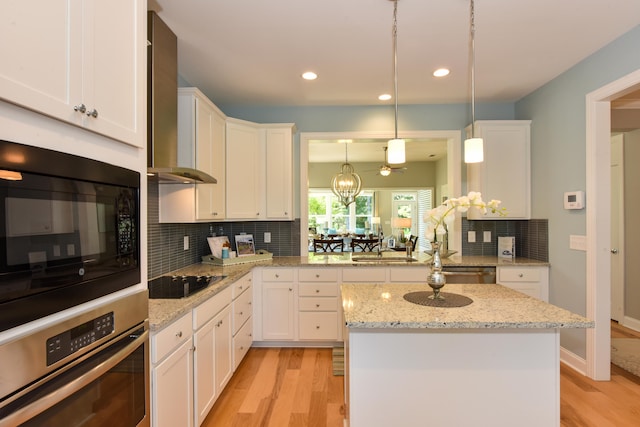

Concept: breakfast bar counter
[[341, 283, 593, 427]]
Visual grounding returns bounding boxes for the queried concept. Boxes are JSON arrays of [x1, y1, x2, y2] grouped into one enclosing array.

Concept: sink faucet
[[377, 231, 383, 257]]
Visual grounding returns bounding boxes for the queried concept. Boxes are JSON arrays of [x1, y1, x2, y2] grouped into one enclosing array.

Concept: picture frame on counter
[[235, 234, 256, 256]]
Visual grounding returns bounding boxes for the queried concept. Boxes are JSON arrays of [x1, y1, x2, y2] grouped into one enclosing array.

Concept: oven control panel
[[46, 312, 115, 366]]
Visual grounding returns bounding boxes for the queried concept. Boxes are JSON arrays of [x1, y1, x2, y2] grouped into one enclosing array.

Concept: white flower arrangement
[[424, 191, 506, 242]]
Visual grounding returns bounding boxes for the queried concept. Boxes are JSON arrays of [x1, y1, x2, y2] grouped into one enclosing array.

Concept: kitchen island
[[341, 283, 593, 427]]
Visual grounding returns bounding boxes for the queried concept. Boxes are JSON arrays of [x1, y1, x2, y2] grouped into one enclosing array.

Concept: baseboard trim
[[623, 316, 640, 333], [560, 346, 588, 375]]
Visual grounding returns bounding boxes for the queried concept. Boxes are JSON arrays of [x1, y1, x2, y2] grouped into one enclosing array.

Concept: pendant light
[[331, 142, 362, 207], [464, 0, 484, 163], [387, 0, 405, 165]]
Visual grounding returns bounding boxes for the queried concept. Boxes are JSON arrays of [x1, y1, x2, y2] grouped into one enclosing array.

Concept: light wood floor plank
[[203, 343, 640, 427]]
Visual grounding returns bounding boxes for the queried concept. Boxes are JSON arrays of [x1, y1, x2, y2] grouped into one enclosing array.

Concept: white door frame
[[586, 68, 640, 380]]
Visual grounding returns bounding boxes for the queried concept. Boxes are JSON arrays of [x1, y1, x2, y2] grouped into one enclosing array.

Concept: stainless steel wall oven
[[0, 292, 149, 426], [0, 140, 140, 332]]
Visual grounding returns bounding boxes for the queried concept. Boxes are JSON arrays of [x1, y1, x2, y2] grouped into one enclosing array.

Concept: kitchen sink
[[351, 256, 418, 263]]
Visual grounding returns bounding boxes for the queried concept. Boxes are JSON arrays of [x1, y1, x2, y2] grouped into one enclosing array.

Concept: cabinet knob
[[239, 311, 243, 315], [316, 325, 320, 329], [73, 103, 86, 113], [86, 108, 99, 118], [239, 285, 243, 290], [289, 288, 292, 292], [611, 248, 619, 254], [316, 304, 320, 308], [240, 346, 244, 350], [518, 273, 524, 278], [248, 301, 252, 305], [315, 274, 320, 278], [315, 289, 320, 293], [175, 331, 183, 338], [256, 213, 260, 216], [249, 333, 253, 337], [275, 274, 279, 278]]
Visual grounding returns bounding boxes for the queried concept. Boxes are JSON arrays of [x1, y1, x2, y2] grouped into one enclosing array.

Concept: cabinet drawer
[[152, 312, 193, 364], [233, 287, 253, 334], [299, 296, 338, 311], [299, 312, 338, 340], [232, 273, 252, 299], [299, 282, 338, 297], [342, 267, 386, 283], [233, 319, 253, 371], [192, 285, 232, 330], [298, 268, 339, 282], [262, 268, 294, 282], [498, 267, 541, 282], [389, 267, 429, 283]]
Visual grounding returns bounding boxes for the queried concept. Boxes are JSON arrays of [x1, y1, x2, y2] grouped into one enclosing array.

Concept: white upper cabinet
[[265, 125, 294, 220], [226, 119, 295, 220], [466, 120, 531, 219], [226, 119, 263, 219], [179, 88, 226, 220], [0, 0, 145, 148]]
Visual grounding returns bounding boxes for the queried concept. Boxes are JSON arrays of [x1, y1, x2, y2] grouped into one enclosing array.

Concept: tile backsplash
[[148, 180, 300, 279], [461, 218, 548, 261]]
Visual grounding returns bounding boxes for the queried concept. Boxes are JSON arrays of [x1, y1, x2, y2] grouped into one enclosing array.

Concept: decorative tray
[[201, 251, 273, 266]]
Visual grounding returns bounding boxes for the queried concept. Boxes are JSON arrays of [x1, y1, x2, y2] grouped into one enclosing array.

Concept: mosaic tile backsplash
[[148, 181, 300, 279], [461, 218, 548, 261], [148, 181, 547, 278]]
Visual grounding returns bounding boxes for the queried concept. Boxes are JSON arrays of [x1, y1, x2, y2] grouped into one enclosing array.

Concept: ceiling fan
[[376, 147, 406, 176]]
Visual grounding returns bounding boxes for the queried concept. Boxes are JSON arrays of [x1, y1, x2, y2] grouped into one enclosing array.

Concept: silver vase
[[427, 241, 446, 300]]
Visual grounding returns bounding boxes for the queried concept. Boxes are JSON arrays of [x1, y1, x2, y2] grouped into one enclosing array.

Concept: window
[[309, 190, 374, 235]]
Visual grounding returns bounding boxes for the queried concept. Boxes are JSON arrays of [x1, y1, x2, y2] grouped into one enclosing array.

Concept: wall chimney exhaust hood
[[147, 11, 217, 184]]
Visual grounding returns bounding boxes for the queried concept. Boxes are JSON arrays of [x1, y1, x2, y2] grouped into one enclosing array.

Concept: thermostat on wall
[[564, 191, 585, 210]]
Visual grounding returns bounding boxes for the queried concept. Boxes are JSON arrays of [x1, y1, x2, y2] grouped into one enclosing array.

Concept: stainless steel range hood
[[147, 11, 216, 184]]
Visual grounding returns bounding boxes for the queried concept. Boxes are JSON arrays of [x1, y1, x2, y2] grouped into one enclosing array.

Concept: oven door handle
[[0, 329, 148, 427]]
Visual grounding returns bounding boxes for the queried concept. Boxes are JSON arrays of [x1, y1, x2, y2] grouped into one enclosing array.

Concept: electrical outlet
[[264, 232, 271, 243], [183, 235, 189, 250], [468, 231, 476, 243], [483, 231, 491, 242]]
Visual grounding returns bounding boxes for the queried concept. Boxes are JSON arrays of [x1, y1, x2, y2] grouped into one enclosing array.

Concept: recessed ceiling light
[[302, 71, 317, 80], [433, 68, 450, 77], [379, 94, 392, 101]]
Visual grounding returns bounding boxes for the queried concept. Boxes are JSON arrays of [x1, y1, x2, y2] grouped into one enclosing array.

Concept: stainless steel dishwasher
[[442, 266, 496, 284]]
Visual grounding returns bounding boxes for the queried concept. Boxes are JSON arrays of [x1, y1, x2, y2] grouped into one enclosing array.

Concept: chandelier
[[331, 143, 362, 207], [387, 0, 405, 165], [464, 0, 484, 163]]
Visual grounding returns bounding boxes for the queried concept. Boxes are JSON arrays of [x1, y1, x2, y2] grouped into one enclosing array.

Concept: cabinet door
[[83, 0, 145, 148], [262, 283, 296, 340], [226, 120, 263, 219], [214, 305, 233, 394], [265, 127, 293, 219], [0, 0, 144, 148], [193, 319, 216, 426], [152, 339, 194, 427], [0, 0, 82, 125], [194, 97, 217, 220], [467, 121, 531, 219]]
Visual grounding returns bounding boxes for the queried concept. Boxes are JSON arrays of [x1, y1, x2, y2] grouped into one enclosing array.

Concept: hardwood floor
[[203, 348, 344, 427], [204, 344, 640, 427]]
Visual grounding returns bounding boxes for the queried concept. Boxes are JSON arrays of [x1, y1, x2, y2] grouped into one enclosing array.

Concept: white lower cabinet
[[151, 312, 194, 427], [192, 286, 232, 426], [298, 268, 341, 341], [152, 275, 251, 427], [497, 265, 549, 302], [261, 268, 296, 340]]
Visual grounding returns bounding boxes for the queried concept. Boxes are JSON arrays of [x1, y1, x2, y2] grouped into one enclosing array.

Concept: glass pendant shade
[[379, 165, 392, 176], [387, 138, 405, 164], [331, 162, 362, 207], [464, 137, 484, 163]]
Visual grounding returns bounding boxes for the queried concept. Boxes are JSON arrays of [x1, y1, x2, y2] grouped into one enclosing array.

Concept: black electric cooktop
[[148, 275, 226, 299]]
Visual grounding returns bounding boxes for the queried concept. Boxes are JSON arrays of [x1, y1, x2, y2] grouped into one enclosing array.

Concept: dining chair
[[313, 238, 344, 253], [350, 238, 381, 252]]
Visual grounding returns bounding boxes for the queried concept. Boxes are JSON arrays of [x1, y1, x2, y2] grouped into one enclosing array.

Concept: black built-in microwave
[[0, 140, 140, 332]]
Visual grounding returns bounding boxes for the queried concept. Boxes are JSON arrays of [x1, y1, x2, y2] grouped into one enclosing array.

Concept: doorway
[[586, 69, 640, 380]]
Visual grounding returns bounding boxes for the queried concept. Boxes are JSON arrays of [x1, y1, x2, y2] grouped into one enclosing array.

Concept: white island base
[[346, 328, 560, 427]]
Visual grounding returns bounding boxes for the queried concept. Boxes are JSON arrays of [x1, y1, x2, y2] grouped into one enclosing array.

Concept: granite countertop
[[148, 254, 550, 331], [341, 283, 593, 329]]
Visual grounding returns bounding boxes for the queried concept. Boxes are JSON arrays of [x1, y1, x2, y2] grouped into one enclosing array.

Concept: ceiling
[[309, 138, 447, 163], [149, 0, 640, 108]]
